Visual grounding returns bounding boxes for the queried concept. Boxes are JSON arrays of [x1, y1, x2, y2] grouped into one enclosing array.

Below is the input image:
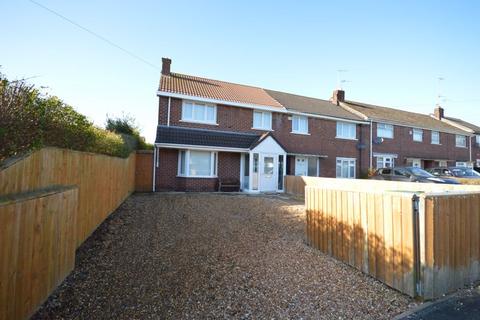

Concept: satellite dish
[[373, 137, 384, 144]]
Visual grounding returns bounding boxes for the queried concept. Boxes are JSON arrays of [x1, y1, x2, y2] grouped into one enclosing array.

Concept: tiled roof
[[159, 73, 283, 108], [155, 126, 261, 149], [444, 117, 480, 134], [342, 100, 469, 134], [265, 89, 364, 121]]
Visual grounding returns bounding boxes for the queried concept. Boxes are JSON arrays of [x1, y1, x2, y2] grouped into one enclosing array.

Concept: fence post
[[412, 194, 423, 298]]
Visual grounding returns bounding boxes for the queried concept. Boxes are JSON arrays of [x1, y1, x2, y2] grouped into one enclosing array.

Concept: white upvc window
[[182, 101, 217, 124], [476, 135, 480, 145], [456, 161, 468, 167], [376, 156, 395, 169], [456, 135, 467, 148], [253, 111, 272, 130], [336, 157, 356, 179], [178, 150, 218, 177], [431, 131, 440, 145], [292, 115, 309, 134], [336, 122, 357, 140], [413, 128, 423, 142], [377, 123, 394, 139]]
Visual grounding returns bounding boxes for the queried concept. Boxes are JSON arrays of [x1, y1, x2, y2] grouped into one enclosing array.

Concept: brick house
[[153, 58, 477, 192]]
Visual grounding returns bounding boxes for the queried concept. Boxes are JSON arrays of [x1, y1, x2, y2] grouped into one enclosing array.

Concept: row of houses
[[153, 58, 480, 192]]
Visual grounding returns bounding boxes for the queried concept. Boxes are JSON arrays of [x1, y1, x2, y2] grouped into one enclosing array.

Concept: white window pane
[[179, 151, 186, 175], [183, 103, 193, 120], [253, 112, 262, 128], [349, 165, 355, 178], [193, 104, 204, 121], [292, 117, 299, 131], [189, 151, 212, 176], [206, 105, 215, 121], [264, 112, 272, 129], [300, 117, 308, 132]]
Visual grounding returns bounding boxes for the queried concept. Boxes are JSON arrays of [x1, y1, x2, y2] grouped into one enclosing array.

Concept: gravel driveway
[[33, 193, 416, 319]]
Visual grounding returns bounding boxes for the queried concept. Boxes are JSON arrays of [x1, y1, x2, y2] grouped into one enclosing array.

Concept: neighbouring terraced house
[[153, 58, 480, 192]]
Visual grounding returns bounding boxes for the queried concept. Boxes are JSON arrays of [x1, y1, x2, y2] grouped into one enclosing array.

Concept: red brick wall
[[155, 148, 240, 192], [371, 124, 471, 167], [157, 95, 472, 178], [158, 96, 370, 177]]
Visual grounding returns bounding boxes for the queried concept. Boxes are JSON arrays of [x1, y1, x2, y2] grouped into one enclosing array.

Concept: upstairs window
[[182, 101, 216, 124], [413, 128, 423, 142], [336, 122, 356, 140], [292, 115, 308, 134], [476, 135, 480, 144], [377, 123, 394, 139], [253, 111, 272, 130], [431, 131, 440, 144], [456, 135, 467, 148]]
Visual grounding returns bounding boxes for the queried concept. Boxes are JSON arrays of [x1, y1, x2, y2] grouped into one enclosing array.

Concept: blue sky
[[2, 1, 479, 142]]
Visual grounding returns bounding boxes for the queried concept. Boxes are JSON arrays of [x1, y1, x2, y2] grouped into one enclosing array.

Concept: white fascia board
[[155, 143, 248, 153], [157, 90, 369, 124]]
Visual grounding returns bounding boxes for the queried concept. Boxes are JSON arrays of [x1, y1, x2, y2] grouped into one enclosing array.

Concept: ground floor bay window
[[336, 157, 356, 179], [178, 150, 217, 177]]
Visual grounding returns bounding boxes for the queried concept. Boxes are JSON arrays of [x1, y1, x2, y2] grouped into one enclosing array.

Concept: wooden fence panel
[[0, 147, 135, 247], [135, 150, 153, 192], [0, 187, 78, 320], [422, 193, 480, 300], [305, 186, 417, 297]]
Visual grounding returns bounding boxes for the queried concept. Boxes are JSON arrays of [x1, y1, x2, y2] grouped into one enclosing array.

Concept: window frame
[[336, 121, 357, 140], [252, 110, 273, 130], [431, 131, 440, 145], [291, 115, 309, 134], [177, 150, 218, 178], [476, 135, 480, 145], [336, 157, 356, 179], [377, 123, 394, 139], [412, 128, 423, 142], [181, 100, 217, 124], [456, 135, 467, 148], [376, 156, 395, 169]]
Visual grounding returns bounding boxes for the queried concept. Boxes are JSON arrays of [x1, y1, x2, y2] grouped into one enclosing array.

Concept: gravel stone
[[33, 193, 417, 319]]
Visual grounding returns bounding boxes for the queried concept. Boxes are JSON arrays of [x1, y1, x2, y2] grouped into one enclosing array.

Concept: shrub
[[0, 73, 134, 165], [105, 114, 153, 150]]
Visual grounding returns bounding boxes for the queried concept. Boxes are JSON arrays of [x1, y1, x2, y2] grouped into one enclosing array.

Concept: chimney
[[332, 89, 345, 106], [434, 105, 444, 120], [161, 57, 171, 76]]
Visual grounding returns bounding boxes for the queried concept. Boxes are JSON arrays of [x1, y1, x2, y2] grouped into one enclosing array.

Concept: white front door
[[260, 154, 277, 191], [295, 156, 307, 176]]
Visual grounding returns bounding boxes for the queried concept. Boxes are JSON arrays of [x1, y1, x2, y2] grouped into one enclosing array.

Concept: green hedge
[[0, 74, 133, 164]]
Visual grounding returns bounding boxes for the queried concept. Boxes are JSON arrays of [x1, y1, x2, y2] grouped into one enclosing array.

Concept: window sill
[[252, 127, 274, 131], [413, 140, 423, 143], [177, 175, 218, 179], [179, 119, 218, 126], [456, 146, 468, 149], [431, 143, 442, 145], [291, 131, 310, 135], [335, 136, 357, 141]]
